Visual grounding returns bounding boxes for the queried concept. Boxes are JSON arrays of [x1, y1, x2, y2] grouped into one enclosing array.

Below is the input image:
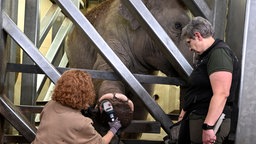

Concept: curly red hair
[[52, 70, 96, 110]]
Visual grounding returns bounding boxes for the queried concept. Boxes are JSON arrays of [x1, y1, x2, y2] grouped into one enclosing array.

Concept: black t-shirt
[[183, 39, 236, 117]]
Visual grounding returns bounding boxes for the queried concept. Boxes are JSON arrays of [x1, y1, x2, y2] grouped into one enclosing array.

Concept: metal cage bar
[[54, 0, 174, 135]]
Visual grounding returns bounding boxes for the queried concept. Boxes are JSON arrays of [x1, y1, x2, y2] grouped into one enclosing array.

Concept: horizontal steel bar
[[7, 63, 185, 86]]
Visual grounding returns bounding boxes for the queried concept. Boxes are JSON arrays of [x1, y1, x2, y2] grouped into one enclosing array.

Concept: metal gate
[[0, 0, 253, 143]]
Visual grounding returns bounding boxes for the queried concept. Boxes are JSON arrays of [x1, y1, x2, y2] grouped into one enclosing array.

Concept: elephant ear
[[118, 3, 140, 30], [118, 0, 158, 30]]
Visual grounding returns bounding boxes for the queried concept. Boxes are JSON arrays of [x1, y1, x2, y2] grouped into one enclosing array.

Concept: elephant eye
[[175, 22, 182, 30]]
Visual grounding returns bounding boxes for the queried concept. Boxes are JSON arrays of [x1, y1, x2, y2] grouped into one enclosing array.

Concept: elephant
[[66, 0, 193, 140]]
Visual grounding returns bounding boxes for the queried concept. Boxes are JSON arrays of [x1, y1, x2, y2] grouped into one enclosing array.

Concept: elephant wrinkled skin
[[66, 0, 193, 140]]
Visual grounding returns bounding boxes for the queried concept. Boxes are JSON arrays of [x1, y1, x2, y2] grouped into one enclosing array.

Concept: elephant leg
[[121, 84, 154, 139], [122, 93, 148, 139], [97, 80, 125, 97], [96, 81, 151, 140]]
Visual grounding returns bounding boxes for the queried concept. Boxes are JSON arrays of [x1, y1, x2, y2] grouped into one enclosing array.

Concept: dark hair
[[52, 70, 96, 110]]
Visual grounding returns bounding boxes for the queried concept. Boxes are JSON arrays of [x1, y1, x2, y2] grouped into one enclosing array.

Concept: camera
[[100, 100, 116, 122]]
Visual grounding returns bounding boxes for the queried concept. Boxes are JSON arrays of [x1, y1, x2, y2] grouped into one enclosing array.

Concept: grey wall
[[233, 0, 256, 143]]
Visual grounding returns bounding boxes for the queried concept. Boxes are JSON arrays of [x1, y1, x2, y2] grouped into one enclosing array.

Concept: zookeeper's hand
[[202, 129, 216, 144]]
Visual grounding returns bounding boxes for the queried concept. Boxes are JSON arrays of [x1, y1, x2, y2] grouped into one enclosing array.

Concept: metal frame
[[54, 0, 175, 135], [0, 0, 6, 93], [0, 0, 250, 143], [20, 0, 39, 123], [3, 0, 18, 103], [235, 0, 256, 143], [2, 12, 61, 83], [37, 17, 72, 92]]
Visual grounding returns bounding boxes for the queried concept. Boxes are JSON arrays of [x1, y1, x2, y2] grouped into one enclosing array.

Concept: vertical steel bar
[[225, 0, 246, 140], [236, 0, 256, 143], [212, 0, 228, 39], [21, 1, 39, 121], [226, 0, 246, 61], [0, 0, 4, 142], [3, 0, 18, 104], [0, 0, 6, 93]]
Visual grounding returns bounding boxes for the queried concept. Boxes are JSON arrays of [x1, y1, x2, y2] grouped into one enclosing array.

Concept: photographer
[[32, 70, 121, 144]]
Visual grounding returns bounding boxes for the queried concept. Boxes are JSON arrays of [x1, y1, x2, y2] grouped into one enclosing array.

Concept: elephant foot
[[97, 93, 134, 128], [99, 93, 134, 111]]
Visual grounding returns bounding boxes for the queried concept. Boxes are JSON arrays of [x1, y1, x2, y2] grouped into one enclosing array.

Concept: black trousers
[[189, 113, 230, 144]]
